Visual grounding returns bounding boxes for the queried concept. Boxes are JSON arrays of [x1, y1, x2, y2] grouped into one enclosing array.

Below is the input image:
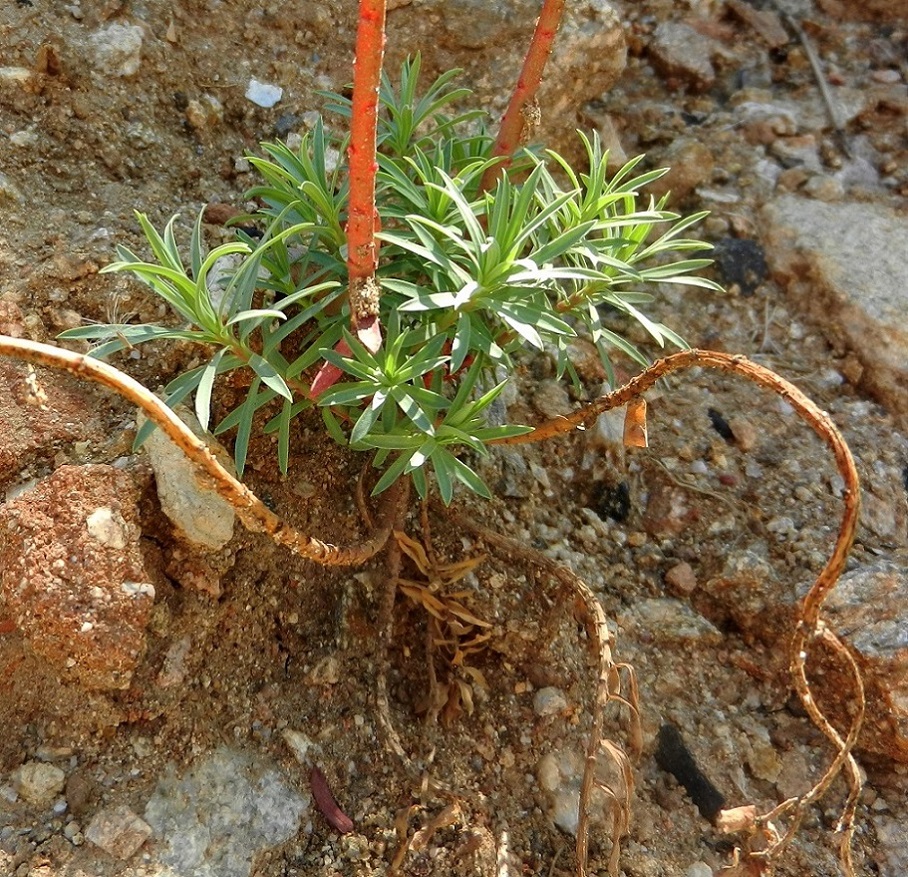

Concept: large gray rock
[[761, 195, 908, 424], [144, 747, 308, 877], [824, 558, 908, 763], [386, 0, 627, 156]]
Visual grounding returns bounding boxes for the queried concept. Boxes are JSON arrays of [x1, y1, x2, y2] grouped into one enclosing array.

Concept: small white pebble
[[245, 78, 283, 108]]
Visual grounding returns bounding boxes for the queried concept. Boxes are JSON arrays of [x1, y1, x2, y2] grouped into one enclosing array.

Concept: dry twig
[[494, 348, 863, 876], [0, 336, 399, 565]]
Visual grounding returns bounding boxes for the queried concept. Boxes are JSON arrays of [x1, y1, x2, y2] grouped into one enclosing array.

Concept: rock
[[185, 95, 224, 131], [700, 549, 789, 634], [385, 0, 626, 156], [536, 747, 627, 835], [618, 598, 723, 646], [140, 409, 235, 552], [727, 416, 759, 452], [144, 747, 308, 877], [0, 300, 25, 337], [532, 380, 573, 419], [872, 814, 908, 877], [725, 0, 789, 48], [761, 195, 908, 426], [648, 137, 715, 203], [802, 174, 845, 202], [0, 465, 154, 690], [89, 24, 144, 77], [824, 558, 908, 762], [245, 79, 283, 109], [664, 561, 697, 596], [648, 22, 717, 91], [0, 361, 103, 487], [85, 805, 152, 860], [834, 0, 908, 22], [12, 762, 65, 807], [156, 634, 192, 689], [713, 239, 769, 297], [642, 476, 694, 539], [0, 171, 24, 204], [533, 686, 569, 717]]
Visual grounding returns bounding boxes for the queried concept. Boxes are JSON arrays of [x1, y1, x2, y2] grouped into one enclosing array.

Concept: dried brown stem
[[0, 336, 397, 565], [497, 348, 862, 874], [448, 518, 639, 877]]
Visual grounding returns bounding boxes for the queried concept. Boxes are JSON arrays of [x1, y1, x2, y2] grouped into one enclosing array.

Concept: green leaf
[[350, 390, 388, 445], [248, 353, 292, 401], [232, 377, 262, 475], [195, 348, 227, 431]]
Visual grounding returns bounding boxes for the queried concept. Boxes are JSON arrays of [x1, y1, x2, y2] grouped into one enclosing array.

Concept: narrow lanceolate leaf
[[233, 377, 262, 476], [390, 386, 436, 436], [350, 391, 388, 446], [195, 348, 227, 432], [248, 353, 292, 401]]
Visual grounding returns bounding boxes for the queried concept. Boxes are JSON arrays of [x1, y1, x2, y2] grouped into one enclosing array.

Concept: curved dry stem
[[495, 349, 862, 874], [449, 519, 639, 877], [0, 335, 397, 566], [758, 625, 865, 875]]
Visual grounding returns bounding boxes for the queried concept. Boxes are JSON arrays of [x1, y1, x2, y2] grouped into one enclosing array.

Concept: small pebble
[[13, 762, 65, 807], [665, 561, 697, 595], [85, 805, 152, 860], [245, 78, 283, 108], [533, 687, 569, 717]]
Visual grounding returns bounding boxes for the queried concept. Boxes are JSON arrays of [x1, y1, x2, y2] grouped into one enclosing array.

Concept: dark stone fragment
[[707, 407, 735, 443], [655, 723, 726, 822], [588, 480, 631, 523], [713, 238, 769, 296], [273, 113, 303, 138]]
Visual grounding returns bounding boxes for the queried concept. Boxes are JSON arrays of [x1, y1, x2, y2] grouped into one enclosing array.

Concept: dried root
[[494, 349, 864, 876], [449, 518, 640, 877], [0, 336, 400, 565]]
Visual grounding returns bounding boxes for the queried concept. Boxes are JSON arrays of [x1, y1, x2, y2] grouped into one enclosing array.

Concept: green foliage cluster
[[62, 57, 720, 503]]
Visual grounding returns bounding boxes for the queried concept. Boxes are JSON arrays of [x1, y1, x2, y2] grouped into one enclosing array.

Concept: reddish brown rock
[[665, 561, 698, 596], [0, 464, 154, 690], [0, 360, 104, 486]]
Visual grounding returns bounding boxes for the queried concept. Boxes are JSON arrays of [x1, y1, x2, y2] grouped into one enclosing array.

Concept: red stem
[[479, 0, 566, 194], [346, 0, 387, 329]]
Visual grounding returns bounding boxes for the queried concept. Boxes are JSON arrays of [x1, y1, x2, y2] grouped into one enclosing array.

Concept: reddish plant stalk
[[346, 0, 387, 343], [478, 0, 567, 194], [311, 0, 386, 396]]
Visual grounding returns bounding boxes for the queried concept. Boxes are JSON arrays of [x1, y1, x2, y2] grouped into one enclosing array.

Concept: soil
[[1, 2, 907, 877]]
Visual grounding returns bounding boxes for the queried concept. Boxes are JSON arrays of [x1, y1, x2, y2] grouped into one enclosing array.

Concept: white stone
[[139, 409, 235, 551], [533, 687, 568, 717], [245, 78, 283, 108], [86, 507, 129, 549], [90, 24, 144, 77], [13, 761, 65, 807]]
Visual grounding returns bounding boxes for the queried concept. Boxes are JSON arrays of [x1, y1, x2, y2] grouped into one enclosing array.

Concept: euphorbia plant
[[56, 70, 719, 500]]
